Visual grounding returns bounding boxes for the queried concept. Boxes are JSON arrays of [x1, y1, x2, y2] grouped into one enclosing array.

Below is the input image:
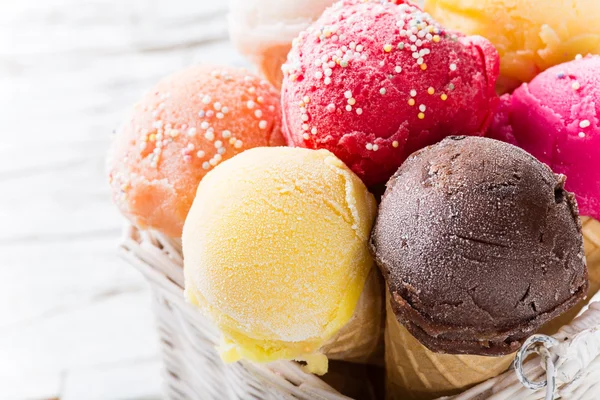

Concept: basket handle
[[514, 334, 558, 400]]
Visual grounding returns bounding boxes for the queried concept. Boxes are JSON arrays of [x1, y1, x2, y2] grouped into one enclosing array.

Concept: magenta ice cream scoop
[[488, 55, 600, 220]]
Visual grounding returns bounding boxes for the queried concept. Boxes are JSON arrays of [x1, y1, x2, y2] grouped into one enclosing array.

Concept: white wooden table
[[0, 1, 246, 398]]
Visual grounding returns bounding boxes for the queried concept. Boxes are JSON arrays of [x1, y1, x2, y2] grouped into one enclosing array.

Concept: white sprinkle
[[187, 127, 197, 136], [410, 89, 417, 97], [187, 143, 195, 150], [196, 150, 205, 158], [259, 120, 267, 129], [214, 140, 223, 148], [324, 77, 332, 85], [366, 143, 373, 150], [417, 57, 424, 65], [344, 90, 353, 98], [356, 44, 364, 52], [255, 110, 263, 118], [576, 54, 583, 60], [395, 66, 402, 73], [302, 123, 309, 131], [450, 63, 457, 71], [205, 131, 215, 141], [580, 120, 591, 128], [346, 105, 352, 111], [380, 88, 387, 95], [234, 140, 243, 148], [202, 95, 211, 104], [356, 108, 363, 115], [372, 144, 379, 151], [218, 147, 226, 155], [213, 102, 221, 110], [410, 35, 417, 42], [315, 59, 323, 67], [201, 121, 209, 130], [221, 107, 229, 114], [301, 114, 309, 121], [247, 100, 255, 109], [579, 132, 586, 138], [303, 133, 310, 140], [412, 52, 420, 59], [222, 130, 231, 138], [419, 104, 427, 112], [202, 162, 210, 170], [315, 71, 323, 79], [324, 68, 333, 77], [311, 127, 318, 134], [216, 112, 224, 119]]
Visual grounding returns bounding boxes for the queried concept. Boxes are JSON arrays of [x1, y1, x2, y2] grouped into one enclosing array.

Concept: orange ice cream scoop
[[107, 65, 285, 237]]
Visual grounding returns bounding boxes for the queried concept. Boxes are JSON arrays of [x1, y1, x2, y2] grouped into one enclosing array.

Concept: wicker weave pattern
[[120, 223, 600, 400]]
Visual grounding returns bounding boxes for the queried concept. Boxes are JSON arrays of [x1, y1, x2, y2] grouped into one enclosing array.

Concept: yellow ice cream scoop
[[182, 147, 378, 374], [426, 0, 600, 90]]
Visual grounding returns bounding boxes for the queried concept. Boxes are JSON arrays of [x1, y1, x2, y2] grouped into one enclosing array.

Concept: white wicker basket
[[120, 222, 600, 400]]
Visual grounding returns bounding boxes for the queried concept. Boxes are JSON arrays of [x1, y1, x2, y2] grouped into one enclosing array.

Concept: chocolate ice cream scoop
[[371, 136, 588, 356]]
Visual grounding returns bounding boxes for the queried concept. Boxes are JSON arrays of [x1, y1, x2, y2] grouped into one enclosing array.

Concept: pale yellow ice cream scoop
[[182, 146, 377, 374], [426, 0, 600, 90]]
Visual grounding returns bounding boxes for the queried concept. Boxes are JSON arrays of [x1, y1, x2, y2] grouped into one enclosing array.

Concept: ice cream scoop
[[182, 146, 381, 374], [488, 55, 600, 221], [281, 0, 499, 187], [107, 65, 285, 237], [228, 0, 336, 88], [426, 0, 600, 91], [371, 136, 588, 356]]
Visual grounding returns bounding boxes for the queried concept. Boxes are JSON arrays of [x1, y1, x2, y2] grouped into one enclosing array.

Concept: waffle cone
[[321, 268, 385, 366], [384, 291, 513, 400], [540, 217, 600, 335], [254, 43, 290, 90]]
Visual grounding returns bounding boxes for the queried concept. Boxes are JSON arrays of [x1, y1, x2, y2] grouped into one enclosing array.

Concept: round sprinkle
[[557, 72, 566, 79], [315, 71, 323, 79], [311, 127, 318, 135], [324, 77, 332, 85], [301, 114, 309, 122], [324, 68, 333, 77], [383, 44, 393, 52], [234, 140, 243, 149], [196, 150, 205, 158], [218, 147, 226, 155], [410, 89, 417, 97], [202, 162, 210, 170], [214, 140, 223, 148], [408, 98, 416, 106], [380, 88, 387, 95], [576, 54, 583, 60], [247, 100, 255, 109], [257, 96, 264, 104], [302, 123, 309, 131], [392, 141, 399, 148], [420, 63, 427, 71], [356, 44, 364, 52], [303, 133, 310, 140], [187, 127, 197, 136], [346, 105, 352, 111], [213, 102, 221, 110], [202, 95, 211, 104], [366, 143, 374, 150], [201, 121, 209, 129], [327, 103, 336, 112], [441, 93, 448, 101], [580, 120, 591, 128], [418, 112, 425, 119], [356, 108, 363, 115], [427, 87, 435, 95], [348, 98, 356, 105], [255, 110, 263, 118], [372, 144, 379, 151], [433, 35, 440, 43], [398, 43, 405, 49], [419, 104, 426, 112], [303, 96, 311, 103], [216, 112, 224, 119], [222, 130, 231, 138], [450, 63, 457, 71], [344, 90, 353, 99], [395, 66, 402, 73], [259, 120, 268, 129], [448, 83, 456, 91], [205, 131, 215, 141], [572, 81, 581, 90], [579, 132, 586, 138]]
